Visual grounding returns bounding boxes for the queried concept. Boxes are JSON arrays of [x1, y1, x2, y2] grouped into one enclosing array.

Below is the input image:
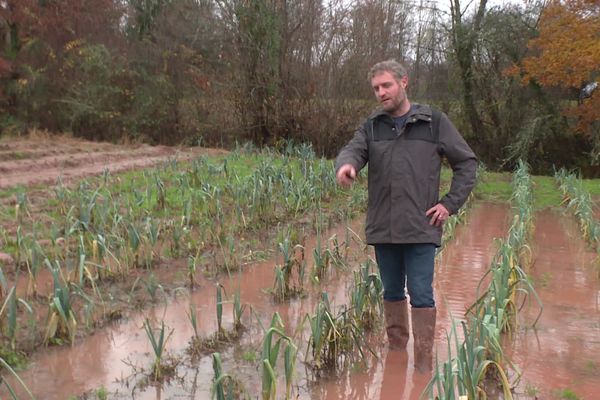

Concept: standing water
[[302, 202, 511, 400], [3, 203, 511, 399], [511, 209, 600, 399]]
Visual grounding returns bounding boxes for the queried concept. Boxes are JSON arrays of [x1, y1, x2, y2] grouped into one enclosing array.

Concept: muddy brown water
[[509, 209, 600, 399], [3, 203, 599, 399]]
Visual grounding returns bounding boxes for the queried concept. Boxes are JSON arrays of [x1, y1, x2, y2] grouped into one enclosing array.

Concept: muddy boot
[[411, 307, 436, 373], [384, 299, 409, 350]]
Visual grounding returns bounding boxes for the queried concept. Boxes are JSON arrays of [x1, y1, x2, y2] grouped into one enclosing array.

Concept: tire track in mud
[[0, 141, 221, 190]]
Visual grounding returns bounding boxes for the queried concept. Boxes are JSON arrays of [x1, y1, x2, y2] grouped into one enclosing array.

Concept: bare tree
[[449, 0, 488, 137]]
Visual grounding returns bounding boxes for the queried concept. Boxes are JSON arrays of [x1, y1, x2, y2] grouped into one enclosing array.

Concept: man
[[335, 60, 477, 372]]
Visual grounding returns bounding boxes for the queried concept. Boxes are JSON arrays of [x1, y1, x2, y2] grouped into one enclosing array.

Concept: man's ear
[[400, 75, 409, 88]]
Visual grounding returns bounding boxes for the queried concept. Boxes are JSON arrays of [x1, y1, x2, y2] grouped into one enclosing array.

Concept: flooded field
[[4, 203, 514, 399], [1, 142, 599, 400]]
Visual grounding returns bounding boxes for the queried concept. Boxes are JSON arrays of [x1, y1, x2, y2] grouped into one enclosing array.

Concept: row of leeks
[[555, 169, 600, 271], [210, 260, 385, 399], [427, 160, 543, 400], [0, 144, 365, 352]]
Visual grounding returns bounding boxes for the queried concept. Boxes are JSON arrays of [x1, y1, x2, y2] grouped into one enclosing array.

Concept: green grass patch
[[0, 346, 28, 369], [555, 388, 582, 400], [532, 175, 563, 210], [582, 178, 600, 196], [473, 171, 512, 203], [474, 171, 593, 210]]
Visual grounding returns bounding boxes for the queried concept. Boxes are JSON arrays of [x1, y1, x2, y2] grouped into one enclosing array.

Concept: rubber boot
[[384, 299, 410, 350], [411, 307, 436, 373]]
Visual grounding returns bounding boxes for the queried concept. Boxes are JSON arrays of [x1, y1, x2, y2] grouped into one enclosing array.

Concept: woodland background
[[0, 0, 599, 175]]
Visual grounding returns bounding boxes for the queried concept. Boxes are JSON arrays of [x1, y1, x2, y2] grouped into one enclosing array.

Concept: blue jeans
[[374, 243, 436, 308]]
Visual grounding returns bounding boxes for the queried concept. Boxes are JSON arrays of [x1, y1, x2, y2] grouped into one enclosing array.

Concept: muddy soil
[[2, 203, 514, 400], [0, 134, 225, 190]]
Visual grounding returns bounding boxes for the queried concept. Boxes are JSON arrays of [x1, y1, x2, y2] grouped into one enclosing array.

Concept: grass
[[555, 388, 582, 400], [473, 170, 580, 210], [474, 171, 513, 203], [524, 383, 539, 396], [582, 178, 600, 196], [583, 360, 598, 374], [242, 350, 257, 362], [532, 175, 564, 209]]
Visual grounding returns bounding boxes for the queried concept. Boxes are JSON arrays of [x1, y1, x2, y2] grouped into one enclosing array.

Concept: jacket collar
[[368, 103, 432, 123]]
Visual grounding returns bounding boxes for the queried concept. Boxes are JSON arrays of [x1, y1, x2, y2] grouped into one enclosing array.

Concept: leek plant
[[14, 192, 28, 225], [325, 234, 348, 270], [305, 294, 369, 371], [187, 303, 201, 343], [261, 313, 298, 400], [312, 239, 330, 283], [187, 254, 199, 288], [143, 217, 161, 268], [144, 273, 164, 303], [428, 160, 541, 399], [126, 222, 141, 269], [427, 316, 513, 400], [232, 288, 246, 332], [0, 356, 35, 400], [0, 286, 33, 349], [44, 259, 78, 344], [271, 239, 305, 301], [556, 169, 600, 250], [349, 259, 383, 331], [211, 352, 246, 400], [216, 283, 225, 338], [143, 318, 173, 381]]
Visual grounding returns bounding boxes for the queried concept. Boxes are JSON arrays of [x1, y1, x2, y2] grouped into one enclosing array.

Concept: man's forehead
[[371, 71, 396, 84]]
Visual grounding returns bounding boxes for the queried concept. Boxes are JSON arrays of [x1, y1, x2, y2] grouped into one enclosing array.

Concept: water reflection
[[2, 203, 514, 399]]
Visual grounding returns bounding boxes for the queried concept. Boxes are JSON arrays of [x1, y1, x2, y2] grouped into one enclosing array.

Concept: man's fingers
[[336, 165, 356, 186], [344, 166, 356, 180]]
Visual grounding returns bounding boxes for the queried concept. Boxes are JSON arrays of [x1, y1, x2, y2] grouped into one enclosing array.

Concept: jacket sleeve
[[437, 113, 477, 215], [334, 123, 369, 174]]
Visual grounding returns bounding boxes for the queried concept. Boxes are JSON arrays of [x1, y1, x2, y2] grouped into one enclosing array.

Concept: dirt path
[[0, 135, 226, 190]]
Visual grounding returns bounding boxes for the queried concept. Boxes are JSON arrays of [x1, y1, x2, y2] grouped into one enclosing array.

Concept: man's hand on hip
[[426, 203, 449, 227], [336, 164, 356, 187]]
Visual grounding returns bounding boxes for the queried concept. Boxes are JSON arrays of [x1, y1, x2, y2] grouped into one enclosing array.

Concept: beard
[[381, 94, 405, 115]]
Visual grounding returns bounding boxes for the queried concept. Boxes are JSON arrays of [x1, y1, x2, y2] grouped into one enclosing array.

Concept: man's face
[[371, 71, 408, 116]]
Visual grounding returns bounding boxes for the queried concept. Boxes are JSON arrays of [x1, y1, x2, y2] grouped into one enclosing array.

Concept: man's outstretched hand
[[336, 164, 356, 187]]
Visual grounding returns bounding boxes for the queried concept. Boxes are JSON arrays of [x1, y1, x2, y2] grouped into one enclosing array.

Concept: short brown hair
[[367, 60, 408, 83]]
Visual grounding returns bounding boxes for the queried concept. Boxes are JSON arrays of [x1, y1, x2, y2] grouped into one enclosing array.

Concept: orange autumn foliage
[[518, 0, 600, 132]]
